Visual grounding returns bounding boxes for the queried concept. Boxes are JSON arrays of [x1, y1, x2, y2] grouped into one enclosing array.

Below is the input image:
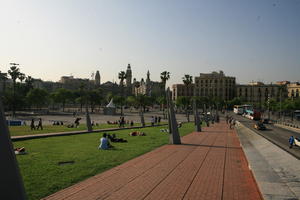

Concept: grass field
[[14, 122, 198, 200], [9, 123, 151, 136]]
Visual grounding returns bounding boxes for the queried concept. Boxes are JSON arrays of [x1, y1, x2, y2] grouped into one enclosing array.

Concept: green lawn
[[9, 123, 152, 136], [14, 122, 198, 200]]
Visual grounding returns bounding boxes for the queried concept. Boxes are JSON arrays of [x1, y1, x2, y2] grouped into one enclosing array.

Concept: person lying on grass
[[14, 147, 26, 155], [99, 133, 114, 150], [108, 133, 127, 143], [129, 131, 146, 136]]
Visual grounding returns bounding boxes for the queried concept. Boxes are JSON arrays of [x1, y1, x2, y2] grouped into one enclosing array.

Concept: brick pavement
[[43, 121, 262, 200]]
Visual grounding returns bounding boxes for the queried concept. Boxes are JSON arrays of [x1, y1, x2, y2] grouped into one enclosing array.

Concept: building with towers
[[133, 70, 164, 97]]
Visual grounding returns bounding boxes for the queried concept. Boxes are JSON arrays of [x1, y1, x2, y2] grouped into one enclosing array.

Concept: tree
[[87, 89, 103, 113], [126, 96, 137, 110], [182, 74, 193, 95], [156, 96, 166, 111], [176, 96, 191, 113], [182, 74, 193, 121], [133, 81, 140, 96], [51, 88, 72, 112], [26, 88, 49, 109], [74, 83, 87, 112], [19, 73, 26, 83], [160, 71, 170, 91], [114, 95, 126, 115], [118, 71, 126, 86], [0, 71, 8, 94], [118, 71, 127, 115], [25, 76, 34, 92], [8, 64, 22, 116]]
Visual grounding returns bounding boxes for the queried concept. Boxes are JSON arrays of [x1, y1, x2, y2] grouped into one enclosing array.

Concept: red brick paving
[[43, 121, 262, 200]]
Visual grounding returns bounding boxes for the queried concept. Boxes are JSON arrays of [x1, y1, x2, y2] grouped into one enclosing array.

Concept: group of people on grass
[[98, 133, 128, 150], [107, 118, 135, 127], [30, 118, 43, 130]]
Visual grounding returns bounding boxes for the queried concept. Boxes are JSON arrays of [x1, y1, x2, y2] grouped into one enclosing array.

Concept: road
[[233, 114, 300, 160]]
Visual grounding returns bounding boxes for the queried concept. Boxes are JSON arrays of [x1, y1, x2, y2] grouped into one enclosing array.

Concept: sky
[[0, 0, 299, 86]]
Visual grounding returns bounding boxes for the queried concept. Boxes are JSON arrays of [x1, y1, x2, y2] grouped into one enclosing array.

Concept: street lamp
[[268, 93, 270, 121]]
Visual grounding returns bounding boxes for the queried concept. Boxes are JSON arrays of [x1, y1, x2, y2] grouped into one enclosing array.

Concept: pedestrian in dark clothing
[[289, 136, 295, 148], [36, 118, 43, 130], [74, 117, 81, 128], [158, 116, 161, 124], [30, 119, 35, 130], [121, 117, 125, 127], [155, 116, 158, 124]]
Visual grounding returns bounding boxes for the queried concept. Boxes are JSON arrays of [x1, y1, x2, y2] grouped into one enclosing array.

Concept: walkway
[[43, 121, 262, 200]]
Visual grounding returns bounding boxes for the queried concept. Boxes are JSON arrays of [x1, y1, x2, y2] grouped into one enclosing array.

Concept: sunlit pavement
[[43, 121, 262, 200]]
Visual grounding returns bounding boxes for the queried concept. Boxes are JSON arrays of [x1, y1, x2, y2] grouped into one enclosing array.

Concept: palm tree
[[160, 71, 170, 91], [135, 94, 152, 127], [8, 64, 21, 116], [19, 73, 26, 83], [25, 76, 34, 89], [118, 71, 127, 115], [0, 71, 8, 94], [134, 81, 140, 96], [182, 74, 193, 96], [118, 71, 126, 86], [182, 74, 193, 121]]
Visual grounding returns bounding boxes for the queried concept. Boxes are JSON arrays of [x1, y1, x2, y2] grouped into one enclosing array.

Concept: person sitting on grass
[[99, 133, 113, 150]]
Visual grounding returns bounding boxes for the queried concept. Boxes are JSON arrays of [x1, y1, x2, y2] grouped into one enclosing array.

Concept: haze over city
[[1, 0, 299, 85]]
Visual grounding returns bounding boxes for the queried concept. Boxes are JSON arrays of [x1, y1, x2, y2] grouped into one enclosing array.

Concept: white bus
[[233, 105, 244, 115], [233, 104, 253, 115]]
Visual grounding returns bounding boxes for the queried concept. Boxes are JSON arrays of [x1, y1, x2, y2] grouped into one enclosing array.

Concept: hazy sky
[[0, 0, 299, 86]]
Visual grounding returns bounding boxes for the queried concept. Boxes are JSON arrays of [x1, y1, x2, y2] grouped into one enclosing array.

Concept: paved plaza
[[43, 121, 262, 200]]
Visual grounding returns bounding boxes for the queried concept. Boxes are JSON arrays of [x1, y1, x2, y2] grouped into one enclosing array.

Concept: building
[[236, 82, 287, 106], [194, 71, 236, 101], [125, 64, 132, 87], [133, 70, 164, 97], [59, 76, 91, 90], [172, 84, 195, 101], [287, 82, 300, 98]]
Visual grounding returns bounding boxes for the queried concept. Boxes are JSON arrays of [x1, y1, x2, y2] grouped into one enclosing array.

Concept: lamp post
[[268, 93, 270, 121]]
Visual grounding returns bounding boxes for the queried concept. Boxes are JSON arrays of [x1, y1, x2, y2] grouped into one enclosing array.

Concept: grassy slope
[[14, 122, 197, 200]]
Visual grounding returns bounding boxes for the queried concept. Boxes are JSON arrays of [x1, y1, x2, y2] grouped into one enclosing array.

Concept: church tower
[[126, 64, 132, 86], [146, 70, 151, 96], [146, 70, 150, 84], [95, 70, 101, 86]]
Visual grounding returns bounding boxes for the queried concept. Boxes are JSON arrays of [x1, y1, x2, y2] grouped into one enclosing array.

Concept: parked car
[[254, 122, 266, 130]]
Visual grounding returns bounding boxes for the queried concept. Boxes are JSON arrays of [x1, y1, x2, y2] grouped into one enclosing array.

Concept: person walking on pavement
[[289, 136, 295, 148]]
